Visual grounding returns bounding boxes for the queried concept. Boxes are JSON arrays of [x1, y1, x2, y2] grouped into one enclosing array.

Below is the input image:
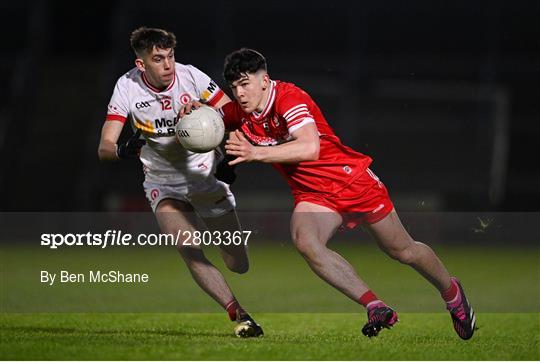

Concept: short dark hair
[[130, 27, 177, 56], [223, 48, 267, 84]]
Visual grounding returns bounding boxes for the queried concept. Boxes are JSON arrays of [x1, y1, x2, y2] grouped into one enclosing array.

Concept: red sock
[[225, 299, 243, 321], [441, 279, 459, 303], [359, 290, 379, 308]]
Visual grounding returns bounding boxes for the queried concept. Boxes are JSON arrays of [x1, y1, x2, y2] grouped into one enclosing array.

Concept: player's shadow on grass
[[4, 326, 230, 338]]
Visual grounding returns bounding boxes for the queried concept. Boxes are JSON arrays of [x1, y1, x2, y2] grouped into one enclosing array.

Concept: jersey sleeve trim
[[283, 104, 307, 118], [283, 103, 311, 125], [106, 114, 127, 123], [288, 117, 315, 134], [205, 89, 225, 107]]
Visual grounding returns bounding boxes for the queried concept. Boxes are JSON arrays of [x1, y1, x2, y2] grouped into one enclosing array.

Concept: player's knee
[[293, 235, 323, 262], [177, 245, 204, 262], [227, 261, 249, 274], [176, 243, 188, 255], [387, 245, 416, 265], [222, 252, 249, 274]]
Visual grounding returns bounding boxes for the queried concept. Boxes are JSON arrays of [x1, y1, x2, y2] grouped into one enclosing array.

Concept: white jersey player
[[98, 27, 263, 337], [108, 63, 222, 183], [106, 62, 234, 214]]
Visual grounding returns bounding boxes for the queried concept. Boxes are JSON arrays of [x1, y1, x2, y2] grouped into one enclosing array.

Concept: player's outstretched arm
[[225, 123, 320, 165], [98, 121, 124, 161]]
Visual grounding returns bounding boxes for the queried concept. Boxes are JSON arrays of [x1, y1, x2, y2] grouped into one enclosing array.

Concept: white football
[[176, 105, 225, 153]]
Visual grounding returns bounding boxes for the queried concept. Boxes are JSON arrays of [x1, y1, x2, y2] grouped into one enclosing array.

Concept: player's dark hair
[[223, 48, 267, 83], [130, 27, 177, 56]]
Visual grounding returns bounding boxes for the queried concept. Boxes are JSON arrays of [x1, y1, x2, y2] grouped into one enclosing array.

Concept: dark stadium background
[[0, 0, 538, 213]]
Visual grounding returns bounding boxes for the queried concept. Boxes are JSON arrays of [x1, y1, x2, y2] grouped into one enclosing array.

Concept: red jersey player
[[219, 48, 476, 339]]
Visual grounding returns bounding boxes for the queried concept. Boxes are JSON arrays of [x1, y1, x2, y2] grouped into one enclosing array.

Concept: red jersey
[[220, 80, 372, 194]]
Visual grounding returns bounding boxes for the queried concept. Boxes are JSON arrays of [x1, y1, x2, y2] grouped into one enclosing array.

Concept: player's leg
[[201, 209, 262, 337], [364, 209, 476, 339], [203, 209, 249, 274], [363, 210, 451, 292], [185, 178, 262, 337], [292, 201, 398, 337], [156, 199, 262, 337], [155, 198, 238, 307], [190, 178, 250, 274], [291, 201, 374, 300]]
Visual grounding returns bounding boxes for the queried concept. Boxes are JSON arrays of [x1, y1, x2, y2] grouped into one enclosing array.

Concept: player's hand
[[214, 154, 237, 184], [117, 129, 146, 159], [224, 130, 258, 165], [178, 100, 203, 118]]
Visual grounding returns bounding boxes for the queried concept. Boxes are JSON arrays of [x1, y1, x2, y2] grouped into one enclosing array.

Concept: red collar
[[141, 71, 176, 93]]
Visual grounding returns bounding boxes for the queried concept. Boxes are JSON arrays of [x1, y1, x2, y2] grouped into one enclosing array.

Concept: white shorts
[[143, 177, 236, 218]]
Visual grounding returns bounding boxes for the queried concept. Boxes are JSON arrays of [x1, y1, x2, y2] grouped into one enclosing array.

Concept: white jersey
[[106, 63, 226, 184]]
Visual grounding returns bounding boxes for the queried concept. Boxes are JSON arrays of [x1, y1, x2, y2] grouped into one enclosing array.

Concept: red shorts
[[292, 168, 394, 229]]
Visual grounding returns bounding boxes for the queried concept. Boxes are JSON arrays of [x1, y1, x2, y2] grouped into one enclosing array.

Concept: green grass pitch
[[1, 313, 538, 360], [1, 242, 539, 360]]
